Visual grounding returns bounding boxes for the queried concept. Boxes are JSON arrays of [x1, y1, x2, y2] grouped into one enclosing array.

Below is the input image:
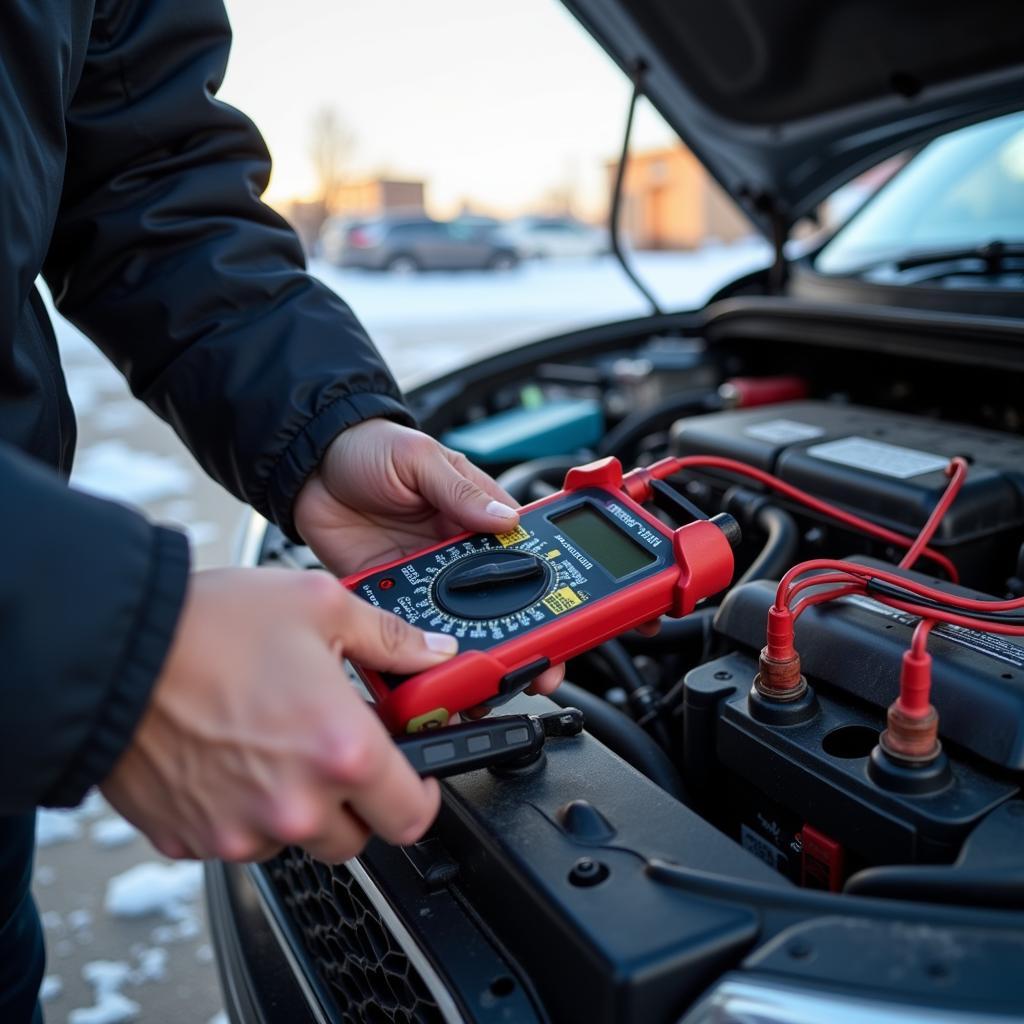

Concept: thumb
[[329, 586, 460, 675], [412, 450, 521, 534]]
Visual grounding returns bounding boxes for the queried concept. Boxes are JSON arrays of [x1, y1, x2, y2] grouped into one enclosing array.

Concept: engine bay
[[253, 305, 1024, 1023], [405, 315, 1024, 903]]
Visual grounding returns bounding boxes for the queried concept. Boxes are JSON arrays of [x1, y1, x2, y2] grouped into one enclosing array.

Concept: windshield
[[815, 111, 1024, 275]]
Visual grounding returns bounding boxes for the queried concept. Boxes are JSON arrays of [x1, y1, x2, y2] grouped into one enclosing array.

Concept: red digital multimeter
[[343, 457, 737, 733]]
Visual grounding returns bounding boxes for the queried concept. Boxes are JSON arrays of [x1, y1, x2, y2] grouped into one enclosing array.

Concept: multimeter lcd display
[[550, 505, 657, 579]]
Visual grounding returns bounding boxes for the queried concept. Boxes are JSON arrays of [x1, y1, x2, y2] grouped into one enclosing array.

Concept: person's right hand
[[101, 567, 457, 864]]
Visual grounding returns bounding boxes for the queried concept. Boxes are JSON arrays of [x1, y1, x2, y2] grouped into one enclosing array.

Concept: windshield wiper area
[[894, 240, 1024, 271], [841, 240, 1024, 278]]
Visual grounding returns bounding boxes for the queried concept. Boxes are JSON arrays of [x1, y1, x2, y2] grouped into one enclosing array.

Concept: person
[[0, 2, 565, 1019]]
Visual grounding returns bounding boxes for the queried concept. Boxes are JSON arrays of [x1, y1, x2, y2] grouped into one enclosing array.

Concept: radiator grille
[[268, 848, 445, 1024]]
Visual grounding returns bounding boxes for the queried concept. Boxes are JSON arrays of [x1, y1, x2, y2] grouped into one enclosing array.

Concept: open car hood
[[562, 0, 1024, 238]]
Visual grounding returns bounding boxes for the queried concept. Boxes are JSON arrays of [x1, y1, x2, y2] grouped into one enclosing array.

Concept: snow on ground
[[36, 790, 107, 848], [91, 817, 140, 850], [311, 244, 770, 387], [40, 975, 64, 1003], [105, 862, 204, 923], [71, 441, 193, 505], [70, 961, 140, 1024]]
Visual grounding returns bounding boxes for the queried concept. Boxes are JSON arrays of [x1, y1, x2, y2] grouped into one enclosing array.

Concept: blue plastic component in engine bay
[[441, 399, 604, 464]]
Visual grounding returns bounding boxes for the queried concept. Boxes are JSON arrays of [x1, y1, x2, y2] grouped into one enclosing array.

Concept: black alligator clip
[[397, 707, 584, 779]]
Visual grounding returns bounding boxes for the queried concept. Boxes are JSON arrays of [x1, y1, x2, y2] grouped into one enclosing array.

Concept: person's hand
[[293, 419, 565, 695], [101, 567, 461, 863]]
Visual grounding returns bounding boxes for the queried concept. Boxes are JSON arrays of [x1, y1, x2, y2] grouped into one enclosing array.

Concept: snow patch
[[131, 946, 168, 984], [78, 790, 109, 819], [72, 441, 192, 505], [150, 916, 201, 945], [68, 909, 93, 932], [160, 499, 197, 521], [70, 961, 139, 1024], [91, 817, 139, 849], [94, 400, 145, 432], [36, 791, 109, 847], [64, 363, 125, 416], [105, 861, 203, 922], [185, 520, 221, 547], [40, 975, 63, 1003], [36, 809, 82, 847]]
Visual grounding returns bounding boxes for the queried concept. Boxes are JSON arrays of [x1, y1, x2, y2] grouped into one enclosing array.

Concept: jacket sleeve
[[43, 0, 414, 541], [0, 443, 189, 811]]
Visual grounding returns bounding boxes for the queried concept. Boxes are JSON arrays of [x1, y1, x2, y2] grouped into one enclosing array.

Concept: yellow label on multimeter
[[543, 586, 584, 615], [495, 525, 530, 547]]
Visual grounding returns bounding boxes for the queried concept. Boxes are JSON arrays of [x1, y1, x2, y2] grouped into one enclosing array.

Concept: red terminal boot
[[880, 642, 941, 763], [755, 605, 807, 701]]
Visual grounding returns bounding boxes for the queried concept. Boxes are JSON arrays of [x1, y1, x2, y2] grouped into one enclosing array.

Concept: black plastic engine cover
[[672, 400, 1024, 588], [714, 558, 1024, 771]]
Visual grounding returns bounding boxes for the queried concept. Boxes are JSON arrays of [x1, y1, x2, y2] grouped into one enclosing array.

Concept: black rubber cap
[[710, 512, 742, 549]]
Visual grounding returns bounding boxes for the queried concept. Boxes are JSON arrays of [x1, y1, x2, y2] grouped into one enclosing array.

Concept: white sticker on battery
[[743, 419, 826, 444], [807, 436, 949, 479]]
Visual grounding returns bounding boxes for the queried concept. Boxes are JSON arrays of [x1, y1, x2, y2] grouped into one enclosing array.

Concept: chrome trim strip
[[344, 858, 467, 1024]]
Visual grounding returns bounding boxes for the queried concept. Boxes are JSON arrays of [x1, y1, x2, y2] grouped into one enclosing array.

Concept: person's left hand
[[293, 418, 565, 696]]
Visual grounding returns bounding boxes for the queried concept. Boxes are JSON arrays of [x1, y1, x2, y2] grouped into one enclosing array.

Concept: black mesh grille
[[267, 848, 445, 1024]]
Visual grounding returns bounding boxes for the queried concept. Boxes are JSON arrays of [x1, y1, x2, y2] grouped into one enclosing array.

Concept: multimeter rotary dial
[[433, 550, 552, 620]]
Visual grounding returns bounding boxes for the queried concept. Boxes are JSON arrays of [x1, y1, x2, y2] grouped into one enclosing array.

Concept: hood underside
[[562, 0, 1024, 237]]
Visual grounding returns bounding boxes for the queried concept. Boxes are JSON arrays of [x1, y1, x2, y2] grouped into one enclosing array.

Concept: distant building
[[608, 146, 753, 250], [332, 178, 426, 218], [275, 178, 427, 258]]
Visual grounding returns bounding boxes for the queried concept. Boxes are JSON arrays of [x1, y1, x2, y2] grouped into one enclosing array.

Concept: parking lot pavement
[[35, 243, 768, 1021]]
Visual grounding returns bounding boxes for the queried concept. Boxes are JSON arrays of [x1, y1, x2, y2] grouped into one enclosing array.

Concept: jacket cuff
[[263, 390, 416, 544], [44, 526, 191, 806]]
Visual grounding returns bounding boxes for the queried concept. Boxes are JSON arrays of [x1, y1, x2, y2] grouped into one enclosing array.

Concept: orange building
[[332, 178, 426, 219], [609, 145, 753, 250]]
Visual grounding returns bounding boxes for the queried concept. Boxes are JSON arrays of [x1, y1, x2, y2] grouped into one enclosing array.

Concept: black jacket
[[1, 0, 413, 810]]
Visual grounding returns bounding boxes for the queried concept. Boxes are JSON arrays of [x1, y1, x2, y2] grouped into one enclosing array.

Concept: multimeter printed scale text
[[352, 490, 668, 652]]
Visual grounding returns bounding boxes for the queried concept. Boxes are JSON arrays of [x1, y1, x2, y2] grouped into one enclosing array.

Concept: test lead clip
[[398, 707, 584, 779]]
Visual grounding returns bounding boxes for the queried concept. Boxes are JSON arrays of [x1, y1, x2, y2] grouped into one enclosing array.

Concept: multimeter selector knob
[[435, 551, 551, 620]]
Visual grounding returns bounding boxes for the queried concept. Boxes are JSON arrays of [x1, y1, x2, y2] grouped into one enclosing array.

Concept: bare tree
[[309, 107, 355, 214]]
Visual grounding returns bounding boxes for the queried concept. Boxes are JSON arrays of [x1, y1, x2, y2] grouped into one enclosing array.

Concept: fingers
[[447, 450, 520, 511], [314, 699, 441, 849], [299, 809, 372, 865], [529, 662, 565, 695], [405, 442, 522, 534], [635, 618, 662, 637], [302, 572, 460, 674]]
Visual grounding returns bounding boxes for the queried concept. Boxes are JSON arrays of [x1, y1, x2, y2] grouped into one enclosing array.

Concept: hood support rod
[[609, 62, 663, 316]]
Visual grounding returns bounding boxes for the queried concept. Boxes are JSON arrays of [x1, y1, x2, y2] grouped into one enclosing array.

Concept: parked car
[[499, 214, 609, 259], [209, 2, 1024, 1023], [319, 215, 518, 273]]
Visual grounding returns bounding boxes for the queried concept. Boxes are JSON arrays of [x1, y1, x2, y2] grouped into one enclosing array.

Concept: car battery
[[714, 557, 1024, 772], [682, 651, 1017, 886], [671, 400, 1024, 588]]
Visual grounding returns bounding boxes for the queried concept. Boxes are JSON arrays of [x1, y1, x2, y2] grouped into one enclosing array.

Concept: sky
[[219, 0, 676, 218]]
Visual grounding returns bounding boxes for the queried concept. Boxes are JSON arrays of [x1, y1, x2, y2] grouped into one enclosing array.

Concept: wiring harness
[[623, 453, 1024, 765]]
